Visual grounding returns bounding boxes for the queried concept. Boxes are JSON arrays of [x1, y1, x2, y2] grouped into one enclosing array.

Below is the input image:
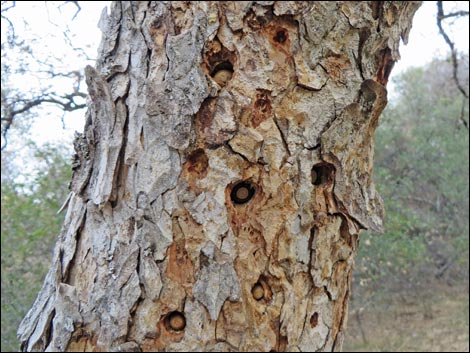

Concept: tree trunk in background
[[18, 2, 420, 352]]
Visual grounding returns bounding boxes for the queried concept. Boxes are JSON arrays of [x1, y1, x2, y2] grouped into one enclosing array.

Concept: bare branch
[[60, 1, 81, 20], [1, 1, 17, 48], [459, 96, 469, 130], [44, 2, 94, 61], [0, 13, 14, 38], [0, 1, 97, 152], [436, 1, 469, 99], [438, 10, 469, 20], [1, 1, 16, 13], [1, 90, 87, 150]]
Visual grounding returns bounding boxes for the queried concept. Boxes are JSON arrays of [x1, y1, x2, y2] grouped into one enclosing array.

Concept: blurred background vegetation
[[1, 2, 469, 352], [1, 143, 71, 352], [1, 58, 468, 353], [345, 57, 469, 352]]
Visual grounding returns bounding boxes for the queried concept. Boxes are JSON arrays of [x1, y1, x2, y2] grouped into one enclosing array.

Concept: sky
[[1, 1, 469, 160], [1, 1, 110, 147], [395, 1, 469, 73]]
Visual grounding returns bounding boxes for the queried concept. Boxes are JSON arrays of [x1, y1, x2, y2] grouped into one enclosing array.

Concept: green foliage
[[1, 143, 71, 352], [354, 57, 469, 299], [1, 55, 468, 353]]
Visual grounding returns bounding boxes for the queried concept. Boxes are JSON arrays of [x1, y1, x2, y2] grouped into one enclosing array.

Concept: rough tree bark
[[18, 2, 420, 352]]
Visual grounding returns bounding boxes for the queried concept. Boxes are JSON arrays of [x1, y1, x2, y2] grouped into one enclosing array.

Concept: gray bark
[[18, 1, 420, 352]]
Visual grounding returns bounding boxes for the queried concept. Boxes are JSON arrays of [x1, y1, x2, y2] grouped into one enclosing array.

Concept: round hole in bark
[[273, 28, 288, 43], [210, 61, 234, 87], [310, 312, 319, 328], [165, 311, 186, 332], [231, 181, 255, 204], [251, 282, 265, 301], [311, 163, 335, 186]]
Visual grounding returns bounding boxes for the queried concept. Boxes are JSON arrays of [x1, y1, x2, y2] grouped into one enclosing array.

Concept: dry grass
[[344, 283, 469, 352]]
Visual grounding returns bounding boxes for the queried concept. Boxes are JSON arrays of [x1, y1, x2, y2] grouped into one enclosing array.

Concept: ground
[[344, 282, 469, 352]]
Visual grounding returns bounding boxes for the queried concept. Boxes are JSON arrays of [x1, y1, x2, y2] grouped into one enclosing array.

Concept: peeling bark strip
[[18, 2, 420, 352]]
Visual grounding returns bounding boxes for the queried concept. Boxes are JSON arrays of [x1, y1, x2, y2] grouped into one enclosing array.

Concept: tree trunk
[[18, 2, 420, 352]]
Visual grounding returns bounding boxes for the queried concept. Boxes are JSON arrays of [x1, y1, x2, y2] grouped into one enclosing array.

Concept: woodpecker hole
[[274, 28, 288, 43], [231, 181, 255, 204], [165, 311, 186, 332], [252, 282, 265, 301], [311, 163, 335, 186], [210, 61, 234, 87]]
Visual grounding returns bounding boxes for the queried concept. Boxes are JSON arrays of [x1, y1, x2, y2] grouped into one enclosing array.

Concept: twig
[[439, 10, 469, 20], [459, 96, 469, 130], [355, 309, 368, 345], [436, 1, 469, 99]]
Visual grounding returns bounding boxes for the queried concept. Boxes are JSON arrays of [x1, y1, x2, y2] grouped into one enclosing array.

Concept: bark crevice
[[18, 1, 421, 352]]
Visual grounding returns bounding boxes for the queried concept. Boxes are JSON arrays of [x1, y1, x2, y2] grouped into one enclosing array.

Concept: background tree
[[361, 55, 469, 286], [436, 0, 469, 101], [1, 143, 72, 351], [1, 1, 468, 352], [1, 1, 98, 149], [16, 1, 420, 352], [346, 56, 469, 351]]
